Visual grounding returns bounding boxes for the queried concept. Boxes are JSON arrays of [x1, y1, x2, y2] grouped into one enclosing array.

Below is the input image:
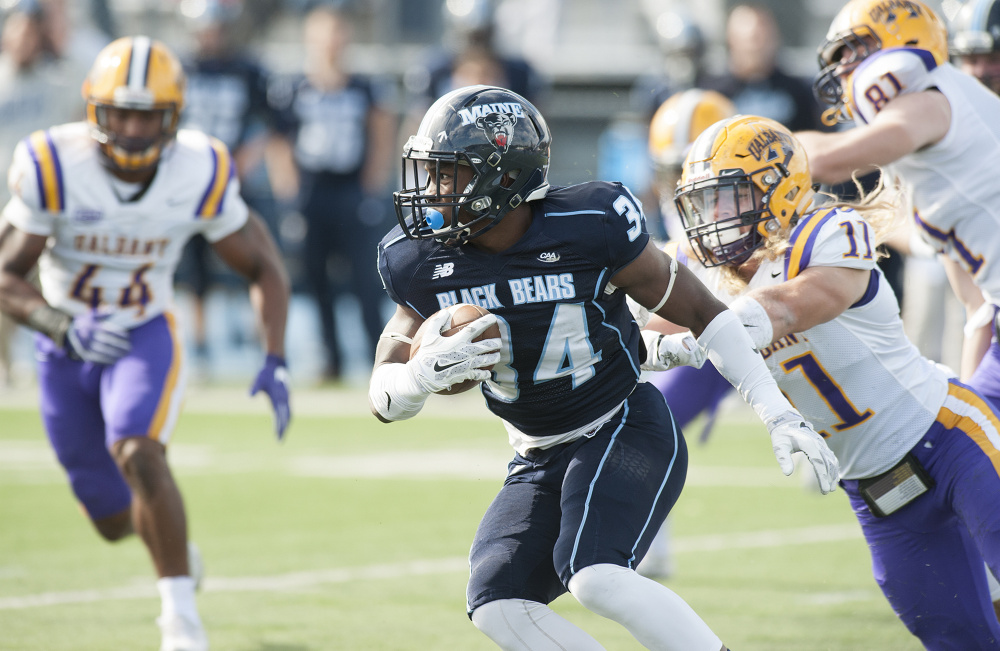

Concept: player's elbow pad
[[368, 362, 428, 422]]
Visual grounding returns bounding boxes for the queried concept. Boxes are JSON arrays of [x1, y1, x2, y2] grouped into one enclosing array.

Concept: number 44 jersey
[[378, 181, 648, 448], [2, 122, 248, 330]]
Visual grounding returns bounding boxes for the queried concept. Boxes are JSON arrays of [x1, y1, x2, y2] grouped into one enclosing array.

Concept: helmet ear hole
[[500, 170, 520, 188]]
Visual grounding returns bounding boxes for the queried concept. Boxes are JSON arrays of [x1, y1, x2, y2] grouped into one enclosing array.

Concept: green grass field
[[0, 386, 921, 650]]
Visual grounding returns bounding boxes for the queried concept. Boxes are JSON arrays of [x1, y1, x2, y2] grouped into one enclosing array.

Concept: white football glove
[[407, 310, 501, 394], [639, 329, 706, 372], [767, 411, 840, 495], [626, 295, 651, 328]]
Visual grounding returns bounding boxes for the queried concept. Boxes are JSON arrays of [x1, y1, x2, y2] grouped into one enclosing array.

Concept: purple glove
[[250, 354, 291, 441], [66, 311, 131, 365]]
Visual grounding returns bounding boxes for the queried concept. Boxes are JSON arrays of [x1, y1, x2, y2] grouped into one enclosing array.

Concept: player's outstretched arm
[[213, 212, 292, 439], [212, 212, 290, 357], [614, 243, 840, 493], [730, 265, 871, 351], [796, 91, 951, 185]]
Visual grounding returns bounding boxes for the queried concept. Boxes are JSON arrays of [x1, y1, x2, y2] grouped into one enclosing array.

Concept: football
[[409, 303, 501, 395]]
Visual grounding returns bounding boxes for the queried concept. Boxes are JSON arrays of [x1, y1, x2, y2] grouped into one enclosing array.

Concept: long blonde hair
[[714, 172, 907, 292]]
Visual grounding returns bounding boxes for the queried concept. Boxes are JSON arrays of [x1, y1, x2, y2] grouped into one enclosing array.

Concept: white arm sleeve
[[728, 295, 774, 350], [697, 309, 791, 427]]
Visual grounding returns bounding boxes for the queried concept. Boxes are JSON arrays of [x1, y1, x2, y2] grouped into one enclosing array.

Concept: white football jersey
[[677, 207, 950, 479], [849, 49, 1000, 304], [3, 122, 248, 329]]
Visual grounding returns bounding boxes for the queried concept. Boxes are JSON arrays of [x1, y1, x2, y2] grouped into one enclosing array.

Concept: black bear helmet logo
[[475, 112, 516, 153]]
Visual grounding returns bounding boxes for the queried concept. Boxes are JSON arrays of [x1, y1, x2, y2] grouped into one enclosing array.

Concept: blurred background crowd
[[0, 0, 968, 387]]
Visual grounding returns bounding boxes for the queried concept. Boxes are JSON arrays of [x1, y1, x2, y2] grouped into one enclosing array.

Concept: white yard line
[[0, 524, 865, 611], [0, 438, 804, 487]]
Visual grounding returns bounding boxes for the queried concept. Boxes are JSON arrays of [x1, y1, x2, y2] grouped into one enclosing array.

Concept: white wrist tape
[[698, 309, 789, 426], [964, 302, 996, 340], [368, 362, 429, 421], [909, 228, 939, 259], [728, 294, 773, 350]]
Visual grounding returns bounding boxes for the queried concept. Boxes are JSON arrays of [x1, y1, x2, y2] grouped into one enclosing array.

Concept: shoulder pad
[[850, 48, 939, 124], [785, 207, 877, 278], [10, 130, 65, 213], [193, 135, 235, 219]]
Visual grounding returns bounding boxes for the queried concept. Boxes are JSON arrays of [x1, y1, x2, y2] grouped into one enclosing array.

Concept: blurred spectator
[[622, 10, 711, 242], [707, 3, 825, 131], [267, 4, 396, 382], [404, 0, 546, 112], [0, 0, 89, 388], [175, 0, 281, 379], [630, 9, 711, 120]]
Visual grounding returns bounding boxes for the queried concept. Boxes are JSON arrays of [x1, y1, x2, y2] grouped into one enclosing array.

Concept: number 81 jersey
[[2, 122, 248, 329]]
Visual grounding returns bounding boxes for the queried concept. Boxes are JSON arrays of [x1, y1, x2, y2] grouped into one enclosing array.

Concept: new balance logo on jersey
[[538, 252, 560, 263], [432, 263, 455, 279]]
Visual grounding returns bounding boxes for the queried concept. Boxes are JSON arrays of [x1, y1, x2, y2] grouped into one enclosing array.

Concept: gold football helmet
[[82, 36, 186, 172], [814, 0, 948, 125], [674, 115, 814, 267], [649, 89, 736, 172]]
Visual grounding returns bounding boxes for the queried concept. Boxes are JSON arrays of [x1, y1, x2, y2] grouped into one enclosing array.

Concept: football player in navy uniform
[[951, 0, 1000, 96], [369, 85, 839, 651]]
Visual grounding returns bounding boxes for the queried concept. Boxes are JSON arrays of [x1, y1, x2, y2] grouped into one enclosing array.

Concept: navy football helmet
[[950, 0, 1000, 94], [393, 85, 551, 246]]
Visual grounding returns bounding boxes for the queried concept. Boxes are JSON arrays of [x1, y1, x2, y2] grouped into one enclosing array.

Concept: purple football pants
[[842, 380, 1000, 649], [648, 363, 733, 441], [35, 313, 185, 520], [969, 338, 1000, 411]]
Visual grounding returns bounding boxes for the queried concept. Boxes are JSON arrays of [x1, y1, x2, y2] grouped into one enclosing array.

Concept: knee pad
[[471, 599, 604, 651], [568, 564, 723, 651], [567, 564, 636, 618]]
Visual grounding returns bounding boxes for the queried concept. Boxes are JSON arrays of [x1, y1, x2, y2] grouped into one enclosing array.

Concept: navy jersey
[[269, 74, 392, 179], [181, 56, 274, 152], [378, 181, 649, 437]]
